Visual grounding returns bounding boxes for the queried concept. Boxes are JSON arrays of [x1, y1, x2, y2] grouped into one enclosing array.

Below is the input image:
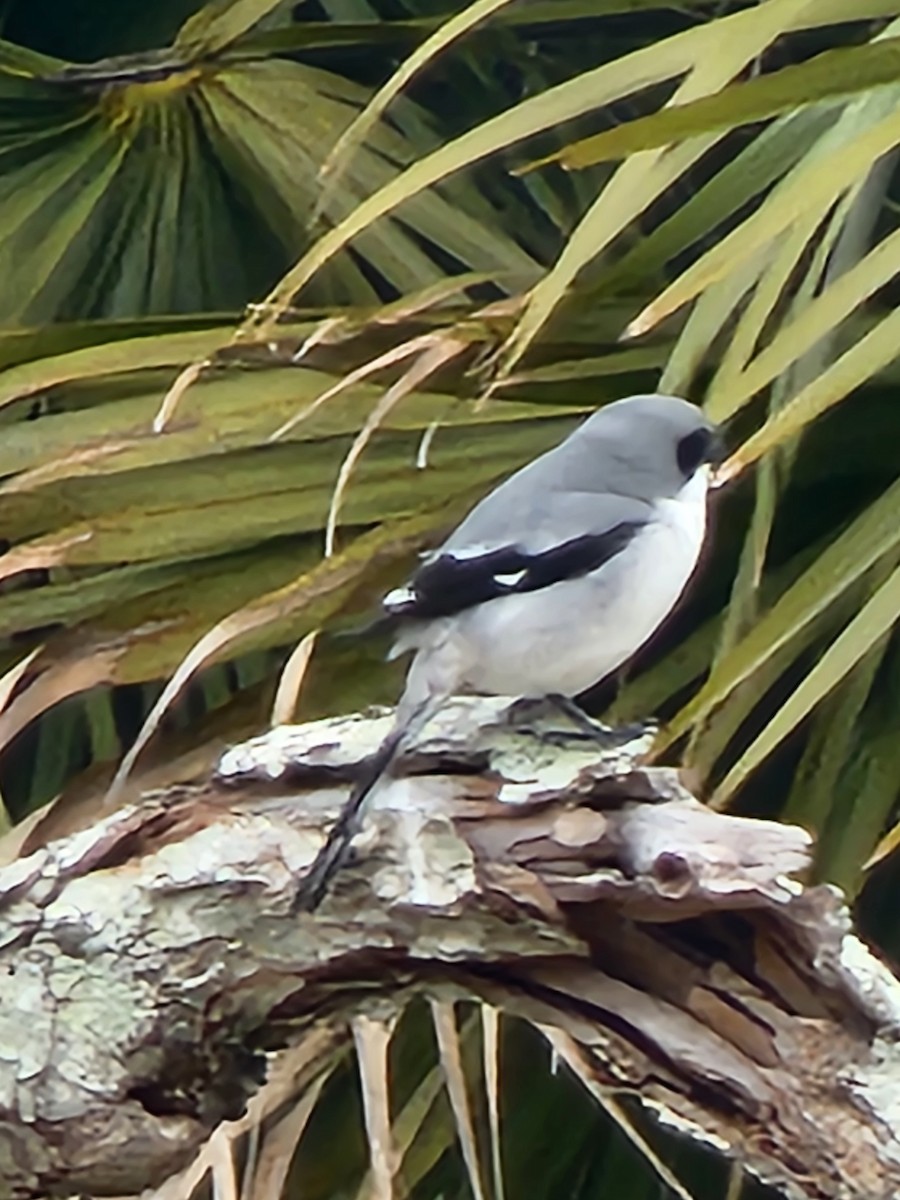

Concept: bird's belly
[[452, 512, 704, 697]]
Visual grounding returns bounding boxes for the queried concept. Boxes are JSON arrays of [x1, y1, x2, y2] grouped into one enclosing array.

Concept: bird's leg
[[509, 694, 655, 747], [543, 693, 604, 735], [546, 694, 628, 743], [546, 695, 658, 744]]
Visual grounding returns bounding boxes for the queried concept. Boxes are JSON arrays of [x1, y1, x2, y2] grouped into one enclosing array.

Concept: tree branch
[[2, 697, 899, 1199]]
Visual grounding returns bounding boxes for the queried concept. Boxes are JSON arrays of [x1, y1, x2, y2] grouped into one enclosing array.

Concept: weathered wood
[[1, 697, 899, 1199]]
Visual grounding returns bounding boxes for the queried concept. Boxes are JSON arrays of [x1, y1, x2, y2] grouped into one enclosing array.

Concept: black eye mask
[[676, 426, 726, 477]]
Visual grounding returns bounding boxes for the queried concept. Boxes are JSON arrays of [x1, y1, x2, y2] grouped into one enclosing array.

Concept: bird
[[294, 393, 724, 910]]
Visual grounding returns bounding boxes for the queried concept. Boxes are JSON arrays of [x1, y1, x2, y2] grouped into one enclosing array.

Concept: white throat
[[653, 464, 709, 552], [678, 463, 711, 506]]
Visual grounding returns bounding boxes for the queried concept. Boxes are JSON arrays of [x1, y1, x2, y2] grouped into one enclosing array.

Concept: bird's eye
[[677, 427, 723, 476]]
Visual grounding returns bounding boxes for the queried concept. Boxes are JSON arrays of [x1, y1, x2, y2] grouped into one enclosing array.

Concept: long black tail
[[291, 726, 405, 912]]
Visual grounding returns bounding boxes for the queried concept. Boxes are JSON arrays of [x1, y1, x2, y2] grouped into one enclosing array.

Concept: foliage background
[[1, 1, 899, 1196]]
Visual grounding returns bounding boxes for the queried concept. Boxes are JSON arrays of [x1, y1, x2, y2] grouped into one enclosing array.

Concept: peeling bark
[[2, 697, 899, 1199]]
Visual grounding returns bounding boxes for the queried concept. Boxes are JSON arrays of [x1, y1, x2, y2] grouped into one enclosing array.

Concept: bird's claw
[[507, 697, 656, 748]]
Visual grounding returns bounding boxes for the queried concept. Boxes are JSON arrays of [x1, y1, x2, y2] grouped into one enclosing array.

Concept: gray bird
[[295, 392, 723, 909], [387, 392, 722, 721]]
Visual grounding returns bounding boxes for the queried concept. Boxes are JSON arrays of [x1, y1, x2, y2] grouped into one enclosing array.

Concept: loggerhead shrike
[[295, 393, 723, 909]]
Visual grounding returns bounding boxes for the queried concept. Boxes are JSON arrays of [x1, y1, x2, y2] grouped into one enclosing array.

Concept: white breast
[[652, 464, 710, 549], [396, 468, 710, 709]]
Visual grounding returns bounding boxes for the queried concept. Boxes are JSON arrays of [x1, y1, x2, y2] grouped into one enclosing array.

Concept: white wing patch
[[445, 545, 490, 561], [493, 570, 527, 587], [384, 584, 417, 611]]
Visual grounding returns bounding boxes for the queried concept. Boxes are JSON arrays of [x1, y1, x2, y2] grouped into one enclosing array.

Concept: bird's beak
[[711, 456, 743, 489], [707, 429, 728, 467], [704, 429, 728, 489]]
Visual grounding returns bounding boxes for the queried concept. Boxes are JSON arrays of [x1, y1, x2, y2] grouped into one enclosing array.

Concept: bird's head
[[564, 393, 724, 501]]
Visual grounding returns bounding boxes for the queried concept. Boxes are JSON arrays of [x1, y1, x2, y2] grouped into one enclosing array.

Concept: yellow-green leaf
[[655, 476, 900, 753], [713, 559, 900, 804]]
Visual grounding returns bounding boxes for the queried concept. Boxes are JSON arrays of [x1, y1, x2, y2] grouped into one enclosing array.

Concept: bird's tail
[[292, 694, 444, 912]]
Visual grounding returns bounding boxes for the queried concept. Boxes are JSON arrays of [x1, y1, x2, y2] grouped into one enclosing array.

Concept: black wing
[[384, 521, 644, 621]]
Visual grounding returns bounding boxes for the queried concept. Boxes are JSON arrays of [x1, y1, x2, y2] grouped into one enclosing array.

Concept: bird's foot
[[508, 695, 656, 748]]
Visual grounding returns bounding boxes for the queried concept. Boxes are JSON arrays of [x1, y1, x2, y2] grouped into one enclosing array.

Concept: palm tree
[[2, 1, 900, 1196]]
